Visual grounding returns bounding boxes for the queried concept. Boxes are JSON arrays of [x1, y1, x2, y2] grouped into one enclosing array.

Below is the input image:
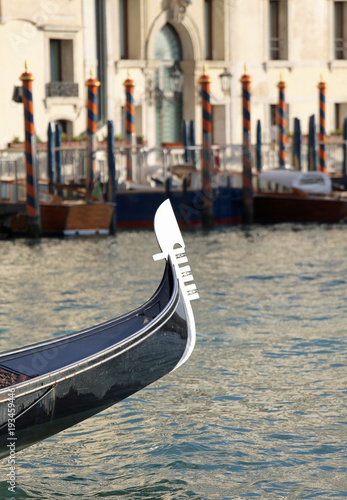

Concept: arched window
[[154, 24, 183, 147], [57, 119, 73, 140]]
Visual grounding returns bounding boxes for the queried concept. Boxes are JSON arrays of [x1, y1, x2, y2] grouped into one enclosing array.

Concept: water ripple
[[0, 224, 346, 498]]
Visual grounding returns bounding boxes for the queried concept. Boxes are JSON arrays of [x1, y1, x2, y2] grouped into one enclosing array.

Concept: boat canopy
[[259, 168, 332, 195]]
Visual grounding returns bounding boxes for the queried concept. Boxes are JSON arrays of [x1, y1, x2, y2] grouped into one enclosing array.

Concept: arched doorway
[[154, 24, 183, 147], [56, 119, 73, 140]]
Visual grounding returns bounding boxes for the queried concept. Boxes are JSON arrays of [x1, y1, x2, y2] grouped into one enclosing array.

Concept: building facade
[[1, 0, 347, 150]]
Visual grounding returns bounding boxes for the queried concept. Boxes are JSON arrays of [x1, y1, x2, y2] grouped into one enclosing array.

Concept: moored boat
[[0, 200, 198, 458], [255, 168, 347, 223], [5, 201, 115, 236]]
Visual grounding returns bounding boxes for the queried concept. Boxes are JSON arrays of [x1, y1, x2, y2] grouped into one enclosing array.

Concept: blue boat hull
[[116, 186, 243, 228]]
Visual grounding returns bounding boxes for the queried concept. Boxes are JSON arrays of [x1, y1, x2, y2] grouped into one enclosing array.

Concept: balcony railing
[[46, 82, 79, 98]]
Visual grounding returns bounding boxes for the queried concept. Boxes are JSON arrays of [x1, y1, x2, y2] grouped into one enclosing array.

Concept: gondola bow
[[0, 200, 198, 458]]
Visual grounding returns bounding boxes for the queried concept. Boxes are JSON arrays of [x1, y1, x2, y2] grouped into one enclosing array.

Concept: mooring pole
[[293, 118, 302, 171], [277, 74, 287, 168], [20, 62, 40, 237], [124, 70, 135, 181], [55, 122, 63, 198], [308, 115, 318, 171], [107, 120, 117, 233], [318, 76, 327, 174], [240, 65, 253, 224], [183, 120, 190, 163], [190, 120, 197, 167], [198, 65, 214, 229], [85, 69, 100, 192], [47, 122, 55, 195], [343, 118, 347, 177], [256, 120, 262, 172]]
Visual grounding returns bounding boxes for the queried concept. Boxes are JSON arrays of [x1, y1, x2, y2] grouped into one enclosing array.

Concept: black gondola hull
[[0, 287, 189, 458], [0, 200, 198, 458]]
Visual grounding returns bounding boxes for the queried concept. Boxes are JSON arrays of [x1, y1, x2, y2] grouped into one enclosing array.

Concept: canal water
[[0, 222, 346, 499]]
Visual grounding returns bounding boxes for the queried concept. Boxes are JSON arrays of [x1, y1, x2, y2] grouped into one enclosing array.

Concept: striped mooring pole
[[85, 69, 100, 192], [20, 62, 40, 237], [240, 65, 253, 224], [124, 70, 135, 181], [198, 65, 214, 228], [277, 75, 287, 168], [318, 76, 327, 174]]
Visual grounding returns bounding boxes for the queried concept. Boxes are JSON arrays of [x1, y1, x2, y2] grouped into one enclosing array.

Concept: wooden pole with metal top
[[198, 64, 213, 229], [20, 61, 40, 237], [318, 75, 327, 174], [85, 69, 100, 192], [277, 74, 287, 168], [124, 70, 135, 181], [240, 65, 253, 224]]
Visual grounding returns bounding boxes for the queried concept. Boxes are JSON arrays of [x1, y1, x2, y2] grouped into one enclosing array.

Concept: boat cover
[[259, 168, 332, 195]]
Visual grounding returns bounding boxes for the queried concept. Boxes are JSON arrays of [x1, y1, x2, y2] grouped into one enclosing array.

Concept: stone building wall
[[0, 0, 347, 150]]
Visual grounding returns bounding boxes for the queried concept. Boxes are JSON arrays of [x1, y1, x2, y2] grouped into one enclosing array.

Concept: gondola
[[0, 200, 198, 458]]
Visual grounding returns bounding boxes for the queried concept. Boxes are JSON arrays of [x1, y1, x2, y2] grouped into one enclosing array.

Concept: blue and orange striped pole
[[277, 74, 287, 168], [198, 65, 213, 228], [318, 76, 327, 174], [85, 69, 100, 192], [20, 62, 40, 237], [124, 71, 135, 181], [240, 65, 253, 224]]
